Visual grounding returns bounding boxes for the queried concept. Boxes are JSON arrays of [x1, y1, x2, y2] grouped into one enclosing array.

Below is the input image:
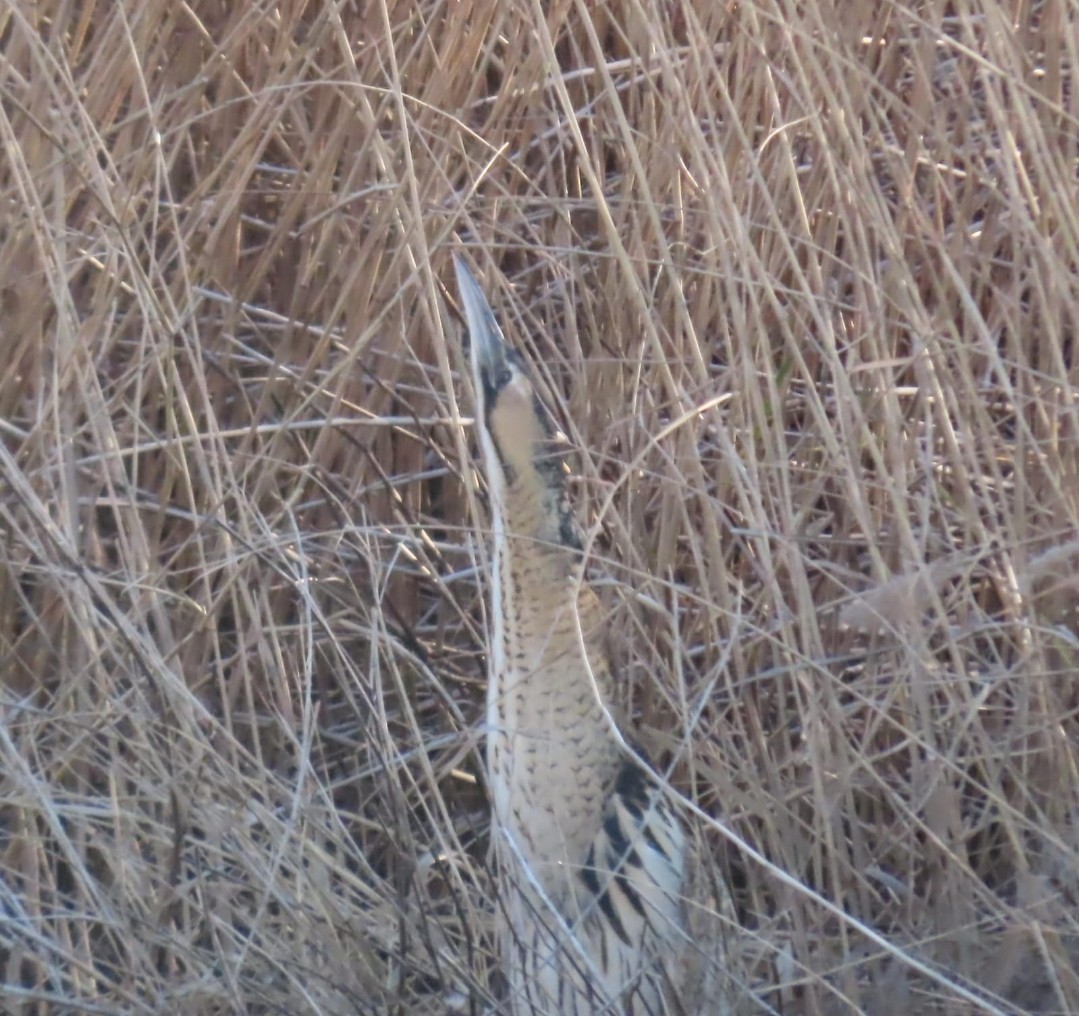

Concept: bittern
[[454, 255, 688, 1015]]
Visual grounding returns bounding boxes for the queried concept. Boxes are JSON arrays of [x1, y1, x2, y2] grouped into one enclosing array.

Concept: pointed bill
[[453, 254, 509, 385]]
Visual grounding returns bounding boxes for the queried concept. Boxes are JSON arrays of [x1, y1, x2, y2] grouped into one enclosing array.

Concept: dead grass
[[2, 1, 1078, 1013]]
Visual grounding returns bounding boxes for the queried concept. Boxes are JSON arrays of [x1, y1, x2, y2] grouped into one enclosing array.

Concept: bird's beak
[[453, 254, 509, 381]]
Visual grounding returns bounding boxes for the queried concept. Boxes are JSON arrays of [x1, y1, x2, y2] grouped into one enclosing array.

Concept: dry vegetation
[[2, 1, 1079, 1013]]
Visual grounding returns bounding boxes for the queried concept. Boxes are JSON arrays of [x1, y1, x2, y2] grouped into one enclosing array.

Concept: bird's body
[[454, 256, 688, 1014]]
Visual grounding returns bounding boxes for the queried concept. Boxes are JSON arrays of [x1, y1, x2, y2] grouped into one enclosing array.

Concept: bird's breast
[[487, 552, 622, 878]]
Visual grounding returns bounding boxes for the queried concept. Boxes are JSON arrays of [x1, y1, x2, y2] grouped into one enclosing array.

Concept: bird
[[453, 254, 692, 1015]]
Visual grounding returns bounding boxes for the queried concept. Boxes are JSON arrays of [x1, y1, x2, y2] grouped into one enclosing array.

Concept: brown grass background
[[2, 2, 1079, 1013]]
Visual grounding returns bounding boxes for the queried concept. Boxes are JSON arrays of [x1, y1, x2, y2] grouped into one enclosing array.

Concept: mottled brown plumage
[[454, 256, 690, 1014]]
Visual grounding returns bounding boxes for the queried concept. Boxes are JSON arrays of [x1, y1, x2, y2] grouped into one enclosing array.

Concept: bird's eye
[[496, 367, 513, 388]]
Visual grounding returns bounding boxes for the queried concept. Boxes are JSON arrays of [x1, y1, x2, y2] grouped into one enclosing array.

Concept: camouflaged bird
[[454, 255, 704, 1015]]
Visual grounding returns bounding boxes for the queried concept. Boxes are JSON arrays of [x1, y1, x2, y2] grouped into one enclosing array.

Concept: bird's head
[[453, 255, 566, 490]]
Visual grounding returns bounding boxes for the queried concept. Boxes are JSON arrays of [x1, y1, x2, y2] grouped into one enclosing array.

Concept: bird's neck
[[486, 465, 624, 874], [494, 469, 597, 633], [490, 468, 617, 719]]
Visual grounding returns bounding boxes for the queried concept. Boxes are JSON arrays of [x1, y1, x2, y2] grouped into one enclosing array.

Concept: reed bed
[[1, 2, 1077, 1013]]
